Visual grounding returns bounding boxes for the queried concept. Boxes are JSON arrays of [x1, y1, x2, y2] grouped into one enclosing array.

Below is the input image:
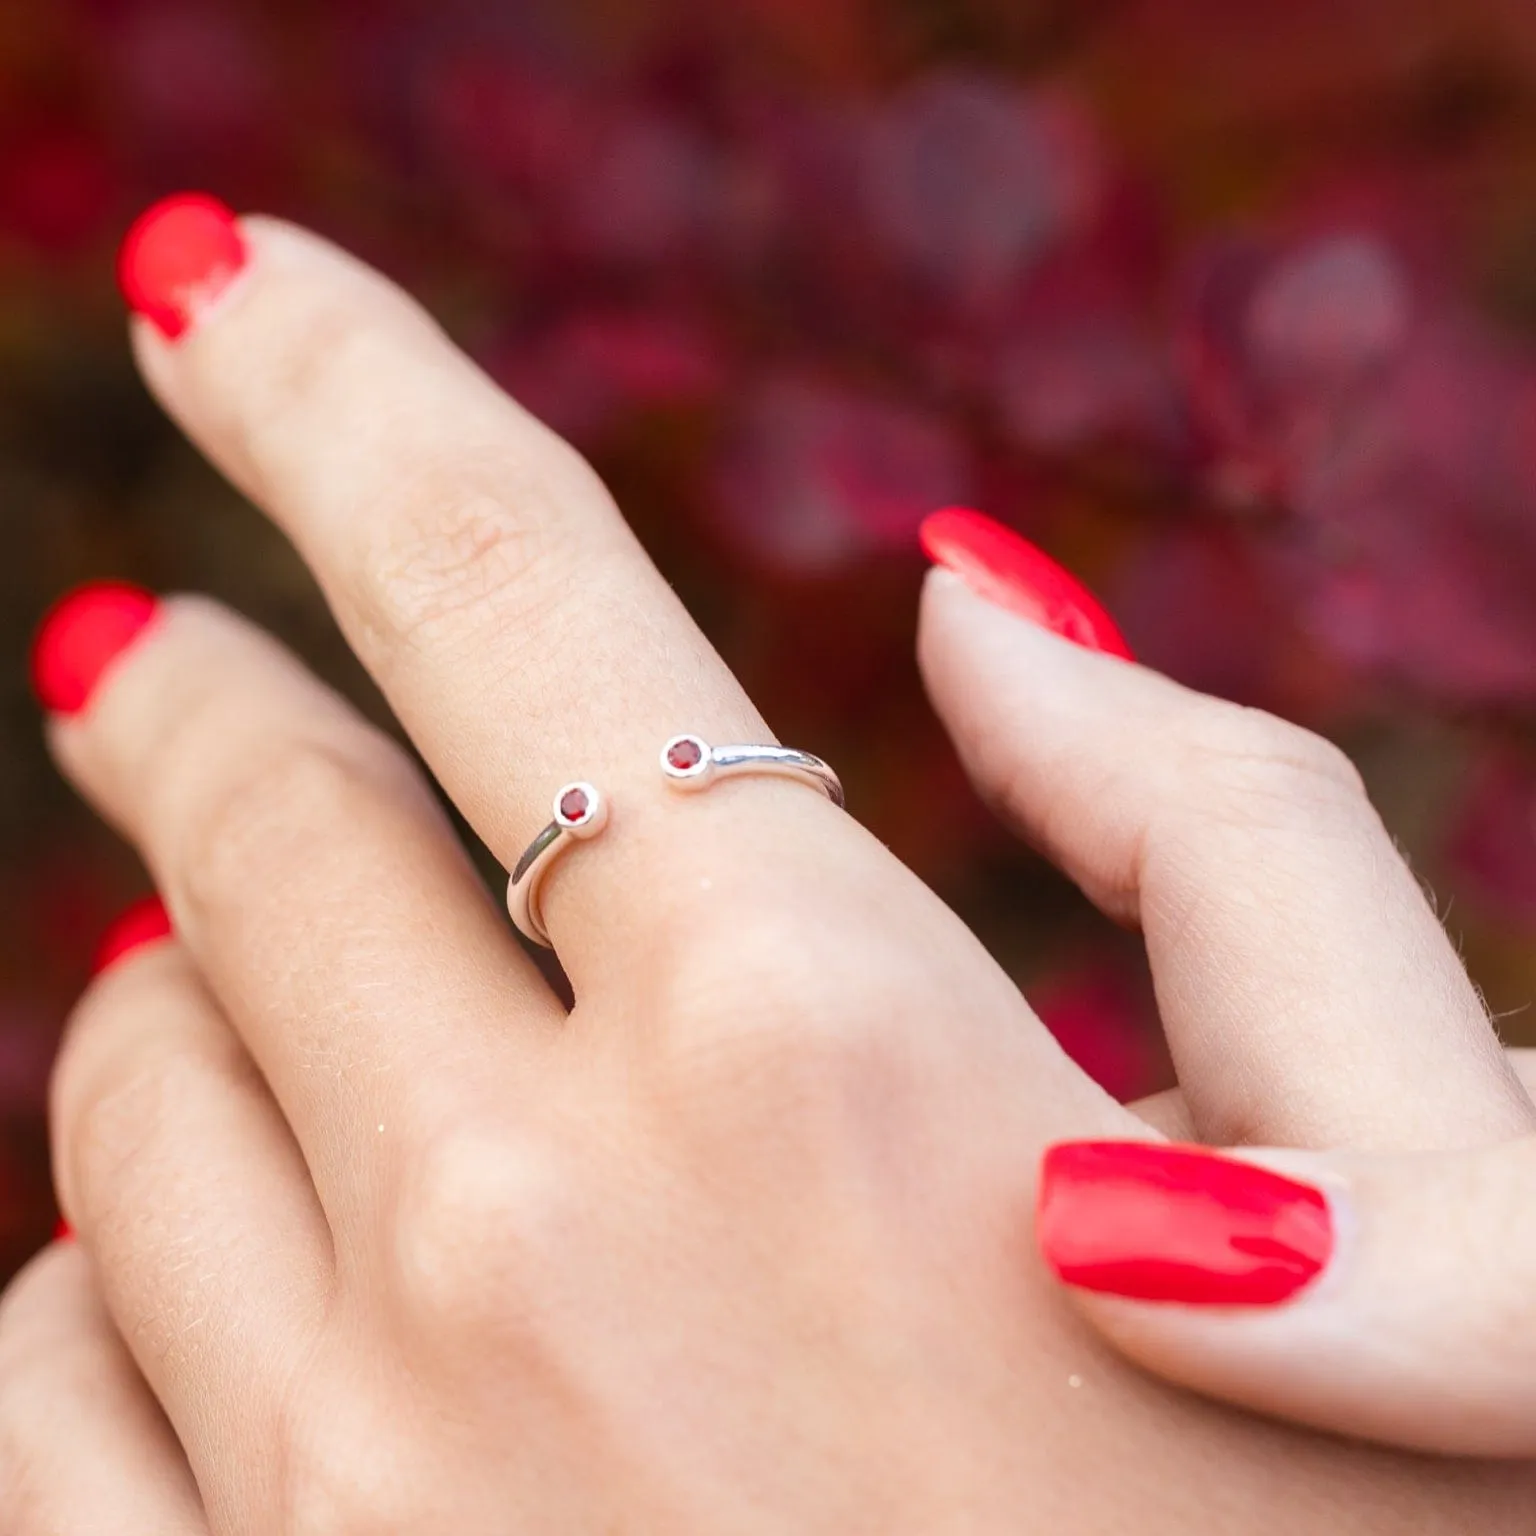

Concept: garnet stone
[[667, 737, 705, 773], [559, 786, 592, 824]]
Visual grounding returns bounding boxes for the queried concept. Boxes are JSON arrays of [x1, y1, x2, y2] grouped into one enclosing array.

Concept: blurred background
[[6, 0, 1536, 1281]]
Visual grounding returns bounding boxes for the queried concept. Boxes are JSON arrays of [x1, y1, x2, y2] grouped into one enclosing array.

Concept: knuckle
[[350, 469, 580, 654], [387, 1127, 571, 1342], [660, 906, 846, 1052], [167, 736, 409, 921], [653, 903, 926, 1139], [68, 1052, 189, 1229], [1176, 703, 1365, 827], [57, 984, 254, 1254]]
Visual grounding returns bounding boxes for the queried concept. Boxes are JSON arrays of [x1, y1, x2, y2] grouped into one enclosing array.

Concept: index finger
[[122, 198, 823, 982]]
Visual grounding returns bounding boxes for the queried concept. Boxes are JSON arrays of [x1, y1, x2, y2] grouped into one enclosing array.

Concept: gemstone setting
[[552, 781, 606, 837], [661, 733, 713, 788]]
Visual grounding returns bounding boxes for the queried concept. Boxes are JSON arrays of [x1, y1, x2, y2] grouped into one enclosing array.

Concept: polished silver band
[[660, 735, 845, 807], [507, 782, 608, 947], [508, 738, 843, 948]]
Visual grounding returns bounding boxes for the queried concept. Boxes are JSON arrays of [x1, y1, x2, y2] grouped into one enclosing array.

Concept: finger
[[37, 586, 560, 1226], [1129, 1047, 1536, 1141], [917, 536, 1533, 1150], [50, 924, 328, 1515], [1035, 1135, 1536, 1458], [121, 202, 804, 984], [0, 1242, 209, 1534]]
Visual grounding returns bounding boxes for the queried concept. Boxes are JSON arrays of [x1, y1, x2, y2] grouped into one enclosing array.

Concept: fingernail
[[31, 581, 160, 716], [920, 507, 1134, 660], [1037, 1141, 1333, 1306], [91, 895, 173, 977], [54, 1218, 74, 1244], [117, 192, 247, 341]]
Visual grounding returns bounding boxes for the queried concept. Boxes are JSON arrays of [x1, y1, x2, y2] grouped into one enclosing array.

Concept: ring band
[[508, 738, 843, 949], [507, 782, 608, 947], [660, 734, 844, 808]]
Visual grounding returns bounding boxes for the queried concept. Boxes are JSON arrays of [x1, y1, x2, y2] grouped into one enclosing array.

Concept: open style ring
[[507, 781, 609, 947], [508, 740, 843, 949], [660, 734, 845, 808]]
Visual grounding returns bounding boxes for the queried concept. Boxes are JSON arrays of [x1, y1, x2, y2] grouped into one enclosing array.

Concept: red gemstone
[[668, 738, 704, 772], [559, 786, 591, 823]]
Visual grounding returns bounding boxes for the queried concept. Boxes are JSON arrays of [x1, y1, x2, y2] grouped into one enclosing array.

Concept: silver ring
[[660, 734, 844, 808], [508, 740, 843, 950], [507, 782, 608, 947]]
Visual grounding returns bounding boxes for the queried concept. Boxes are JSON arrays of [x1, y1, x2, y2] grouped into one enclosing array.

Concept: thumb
[[1036, 1137, 1536, 1457]]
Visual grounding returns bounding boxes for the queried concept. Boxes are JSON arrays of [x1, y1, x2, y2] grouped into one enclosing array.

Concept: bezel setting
[[661, 733, 715, 791], [553, 781, 607, 837]]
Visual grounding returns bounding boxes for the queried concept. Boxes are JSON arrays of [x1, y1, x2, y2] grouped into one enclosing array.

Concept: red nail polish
[[91, 895, 173, 977], [54, 1218, 74, 1244], [117, 192, 247, 341], [920, 507, 1134, 660], [1037, 1141, 1332, 1306], [31, 581, 160, 716]]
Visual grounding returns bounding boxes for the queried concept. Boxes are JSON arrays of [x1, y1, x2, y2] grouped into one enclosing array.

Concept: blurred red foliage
[[6, 0, 1536, 1275]]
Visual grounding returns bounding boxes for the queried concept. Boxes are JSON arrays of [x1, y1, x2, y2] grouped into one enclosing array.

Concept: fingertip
[[117, 192, 248, 342], [90, 895, 174, 977], [918, 507, 1134, 660], [31, 582, 162, 717]]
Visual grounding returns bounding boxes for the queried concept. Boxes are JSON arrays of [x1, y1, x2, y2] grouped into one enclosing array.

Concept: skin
[[2, 217, 1534, 1531], [1062, 1082, 1536, 1459]]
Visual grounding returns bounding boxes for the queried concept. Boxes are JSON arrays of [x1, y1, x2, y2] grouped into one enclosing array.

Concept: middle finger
[[41, 591, 558, 1229]]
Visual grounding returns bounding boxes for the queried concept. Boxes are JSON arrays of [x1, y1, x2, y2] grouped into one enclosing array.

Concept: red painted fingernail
[[91, 895, 173, 977], [117, 192, 247, 341], [920, 507, 1134, 659], [1036, 1141, 1333, 1306], [31, 581, 160, 716], [54, 1218, 74, 1243]]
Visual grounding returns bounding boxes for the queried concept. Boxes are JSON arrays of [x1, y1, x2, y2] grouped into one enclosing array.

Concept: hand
[[4, 195, 1534, 1532]]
